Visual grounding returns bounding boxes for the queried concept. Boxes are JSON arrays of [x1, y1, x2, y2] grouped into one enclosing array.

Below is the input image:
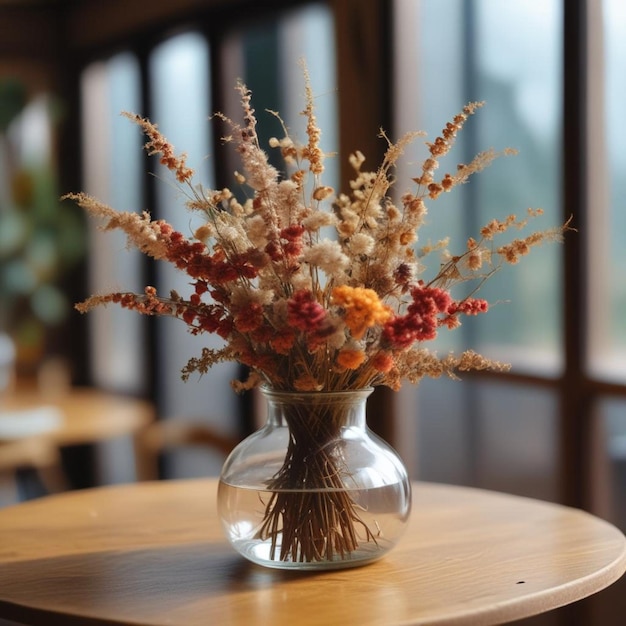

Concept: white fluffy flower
[[245, 215, 268, 247], [290, 270, 313, 292], [301, 240, 350, 276], [348, 233, 375, 255], [230, 285, 274, 307], [302, 210, 337, 232]]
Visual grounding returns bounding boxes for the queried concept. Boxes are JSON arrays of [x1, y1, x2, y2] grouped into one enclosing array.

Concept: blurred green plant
[[0, 78, 85, 365]]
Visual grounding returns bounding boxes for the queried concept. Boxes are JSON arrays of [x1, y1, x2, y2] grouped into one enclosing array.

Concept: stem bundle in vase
[[257, 399, 376, 563]]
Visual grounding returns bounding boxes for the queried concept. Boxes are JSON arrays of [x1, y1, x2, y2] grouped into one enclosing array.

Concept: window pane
[[471, 0, 563, 374], [81, 52, 145, 394], [222, 4, 338, 193], [149, 32, 241, 436], [413, 378, 559, 501], [278, 4, 339, 194], [587, 0, 626, 382], [594, 399, 626, 621], [393, 1, 562, 501], [394, 0, 563, 375], [593, 397, 626, 530]]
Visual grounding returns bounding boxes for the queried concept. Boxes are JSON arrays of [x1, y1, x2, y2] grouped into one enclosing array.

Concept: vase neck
[[261, 388, 372, 430]]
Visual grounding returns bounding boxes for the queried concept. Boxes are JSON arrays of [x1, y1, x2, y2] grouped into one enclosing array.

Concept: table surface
[[1, 385, 154, 447], [0, 480, 624, 626]]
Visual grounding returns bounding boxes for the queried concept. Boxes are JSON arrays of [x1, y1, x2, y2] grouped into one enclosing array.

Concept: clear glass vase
[[218, 387, 412, 570]]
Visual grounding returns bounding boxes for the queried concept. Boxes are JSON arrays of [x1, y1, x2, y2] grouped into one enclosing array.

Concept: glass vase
[[217, 387, 412, 570]]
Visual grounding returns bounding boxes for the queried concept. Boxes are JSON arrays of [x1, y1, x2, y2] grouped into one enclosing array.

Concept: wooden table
[[1, 385, 154, 447], [0, 385, 155, 490], [0, 480, 624, 625]]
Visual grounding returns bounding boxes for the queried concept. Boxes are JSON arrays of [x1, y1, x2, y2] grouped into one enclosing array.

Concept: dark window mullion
[[557, 3, 596, 618], [332, 0, 394, 441], [560, 0, 590, 513], [135, 43, 160, 413]]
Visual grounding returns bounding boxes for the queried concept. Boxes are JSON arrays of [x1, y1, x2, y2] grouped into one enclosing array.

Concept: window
[[395, 0, 563, 372], [393, 0, 564, 500], [81, 52, 145, 394], [149, 32, 221, 424], [587, 0, 626, 382], [587, 0, 626, 533]]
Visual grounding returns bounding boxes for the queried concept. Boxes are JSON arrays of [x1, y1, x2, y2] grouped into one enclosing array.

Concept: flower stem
[[256, 399, 377, 562]]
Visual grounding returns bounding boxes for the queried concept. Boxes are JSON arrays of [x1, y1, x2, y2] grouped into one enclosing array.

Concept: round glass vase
[[217, 387, 412, 570]]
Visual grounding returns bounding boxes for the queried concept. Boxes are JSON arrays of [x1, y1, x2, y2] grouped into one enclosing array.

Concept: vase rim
[[260, 386, 374, 399]]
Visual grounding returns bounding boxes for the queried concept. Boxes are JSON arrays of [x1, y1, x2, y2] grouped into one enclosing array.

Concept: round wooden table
[[0, 480, 624, 625]]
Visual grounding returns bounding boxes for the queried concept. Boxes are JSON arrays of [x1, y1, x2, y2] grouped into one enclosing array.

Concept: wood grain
[[0, 480, 624, 625]]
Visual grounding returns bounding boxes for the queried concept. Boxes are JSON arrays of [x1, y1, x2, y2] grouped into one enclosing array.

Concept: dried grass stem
[[257, 396, 376, 562]]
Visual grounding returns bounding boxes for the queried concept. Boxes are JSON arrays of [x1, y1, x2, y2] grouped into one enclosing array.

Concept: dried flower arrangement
[[65, 65, 569, 565]]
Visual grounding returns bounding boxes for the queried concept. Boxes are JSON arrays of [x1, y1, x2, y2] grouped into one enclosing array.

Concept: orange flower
[[371, 351, 394, 373], [336, 348, 366, 370], [331, 286, 392, 339], [270, 328, 297, 355]]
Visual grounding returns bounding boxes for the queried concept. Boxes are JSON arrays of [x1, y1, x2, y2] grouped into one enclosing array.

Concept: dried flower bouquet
[[66, 65, 568, 564]]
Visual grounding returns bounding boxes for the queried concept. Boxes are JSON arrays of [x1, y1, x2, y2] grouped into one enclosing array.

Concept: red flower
[[194, 281, 209, 295], [209, 262, 239, 284], [447, 298, 489, 316], [182, 308, 196, 325], [234, 302, 264, 333], [281, 225, 305, 258], [382, 316, 421, 349], [407, 285, 451, 318], [216, 318, 233, 339], [250, 324, 275, 344], [265, 240, 282, 262], [287, 290, 326, 332], [382, 285, 452, 349], [281, 224, 305, 240], [264, 225, 305, 262]]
